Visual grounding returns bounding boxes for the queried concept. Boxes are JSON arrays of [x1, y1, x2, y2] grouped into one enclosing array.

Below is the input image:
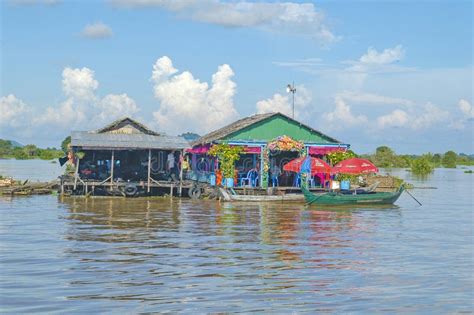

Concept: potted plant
[[208, 144, 242, 188]]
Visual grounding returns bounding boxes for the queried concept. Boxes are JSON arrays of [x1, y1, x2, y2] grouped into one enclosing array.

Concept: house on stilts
[[62, 117, 190, 197], [188, 112, 349, 189]]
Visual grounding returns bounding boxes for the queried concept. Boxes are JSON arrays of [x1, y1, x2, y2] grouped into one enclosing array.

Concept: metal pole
[[292, 81, 295, 119], [147, 149, 151, 193]]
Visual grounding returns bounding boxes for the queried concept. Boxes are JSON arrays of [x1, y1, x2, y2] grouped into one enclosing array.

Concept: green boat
[[302, 185, 405, 205]]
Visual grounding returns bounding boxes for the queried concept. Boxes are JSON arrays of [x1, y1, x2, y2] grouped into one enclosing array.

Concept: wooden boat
[[302, 185, 405, 205], [218, 187, 305, 202]]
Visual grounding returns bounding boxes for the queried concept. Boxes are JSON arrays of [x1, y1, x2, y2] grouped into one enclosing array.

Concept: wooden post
[[259, 146, 264, 188], [179, 150, 183, 197], [170, 183, 174, 198], [110, 150, 115, 186], [73, 157, 80, 190], [147, 149, 151, 193]]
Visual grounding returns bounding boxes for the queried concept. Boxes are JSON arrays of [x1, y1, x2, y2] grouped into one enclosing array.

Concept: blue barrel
[[209, 174, 216, 186], [225, 178, 234, 188], [341, 180, 351, 190]]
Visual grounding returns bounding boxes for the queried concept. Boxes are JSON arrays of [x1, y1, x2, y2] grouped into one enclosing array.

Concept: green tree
[[442, 151, 457, 168], [61, 136, 71, 154], [431, 153, 442, 167], [373, 146, 396, 168], [0, 140, 13, 157], [23, 144, 38, 157], [327, 150, 357, 165], [411, 154, 434, 175]]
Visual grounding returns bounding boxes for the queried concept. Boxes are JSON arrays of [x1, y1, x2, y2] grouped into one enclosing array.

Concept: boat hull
[[302, 186, 404, 205]]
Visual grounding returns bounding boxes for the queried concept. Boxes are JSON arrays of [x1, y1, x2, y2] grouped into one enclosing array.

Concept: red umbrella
[[332, 158, 378, 174], [283, 157, 331, 174]]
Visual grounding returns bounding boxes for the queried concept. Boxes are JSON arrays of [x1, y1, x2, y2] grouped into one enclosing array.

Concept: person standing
[[167, 151, 176, 181]]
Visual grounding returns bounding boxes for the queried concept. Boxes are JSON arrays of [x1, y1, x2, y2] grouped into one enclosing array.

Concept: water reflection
[[58, 197, 405, 310], [2, 168, 472, 313]]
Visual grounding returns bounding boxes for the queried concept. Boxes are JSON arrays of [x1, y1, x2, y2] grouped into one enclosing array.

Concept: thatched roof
[[192, 112, 341, 146], [95, 117, 160, 136]]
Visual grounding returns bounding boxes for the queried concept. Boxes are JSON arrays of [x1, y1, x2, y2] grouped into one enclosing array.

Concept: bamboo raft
[[0, 180, 57, 196]]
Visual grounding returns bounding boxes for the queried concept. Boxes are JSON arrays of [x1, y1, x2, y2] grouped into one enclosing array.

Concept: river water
[[0, 161, 473, 313]]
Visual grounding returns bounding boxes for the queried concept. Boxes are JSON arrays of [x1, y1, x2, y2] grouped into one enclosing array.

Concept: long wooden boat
[[218, 187, 305, 202], [302, 185, 405, 205]]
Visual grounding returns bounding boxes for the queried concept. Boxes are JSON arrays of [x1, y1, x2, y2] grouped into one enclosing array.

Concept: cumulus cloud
[[0, 94, 32, 128], [81, 22, 113, 39], [411, 102, 449, 130], [151, 56, 239, 134], [110, 0, 337, 43], [322, 96, 368, 129], [96, 94, 139, 123], [458, 99, 474, 119], [3, 66, 140, 136], [62, 67, 98, 101], [377, 109, 408, 128], [256, 85, 312, 118]]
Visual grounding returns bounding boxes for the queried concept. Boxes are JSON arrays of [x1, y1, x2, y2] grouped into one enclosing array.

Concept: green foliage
[[327, 150, 357, 165], [431, 153, 442, 167], [373, 146, 397, 168], [208, 144, 243, 178], [411, 155, 434, 175], [0, 139, 63, 160], [61, 136, 71, 153], [442, 151, 457, 168]]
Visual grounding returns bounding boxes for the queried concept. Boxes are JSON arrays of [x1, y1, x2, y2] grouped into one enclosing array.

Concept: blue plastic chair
[[241, 169, 258, 187]]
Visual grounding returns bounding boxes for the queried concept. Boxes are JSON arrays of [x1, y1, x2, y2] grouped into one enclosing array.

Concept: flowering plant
[[267, 135, 304, 152]]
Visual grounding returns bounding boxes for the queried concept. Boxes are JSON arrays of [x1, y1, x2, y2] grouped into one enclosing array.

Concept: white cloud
[[256, 85, 311, 118], [62, 67, 99, 101], [337, 91, 414, 107], [151, 56, 239, 134], [0, 94, 32, 128], [96, 94, 139, 123], [359, 45, 404, 65], [375, 102, 449, 130], [377, 109, 408, 128], [411, 102, 449, 130], [322, 96, 368, 129], [3, 67, 140, 134], [81, 22, 113, 39], [110, 0, 337, 43], [458, 99, 474, 119]]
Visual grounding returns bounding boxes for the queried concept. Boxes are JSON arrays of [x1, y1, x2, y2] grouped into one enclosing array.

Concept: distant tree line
[[360, 146, 474, 175], [0, 139, 64, 160]]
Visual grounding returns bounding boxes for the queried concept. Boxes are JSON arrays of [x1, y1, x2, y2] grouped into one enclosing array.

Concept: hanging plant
[[208, 144, 243, 178], [327, 150, 356, 166]]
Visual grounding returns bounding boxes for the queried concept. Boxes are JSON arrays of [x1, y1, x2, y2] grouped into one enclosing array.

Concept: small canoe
[[302, 185, 405, 205]]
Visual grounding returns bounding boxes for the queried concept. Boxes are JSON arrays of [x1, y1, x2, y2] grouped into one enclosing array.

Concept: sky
[[1, 0, 473, 154]]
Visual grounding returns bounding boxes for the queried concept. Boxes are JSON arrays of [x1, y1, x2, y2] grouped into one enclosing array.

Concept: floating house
[[189, 112, 349, 188], [64, 117, 190, 196]]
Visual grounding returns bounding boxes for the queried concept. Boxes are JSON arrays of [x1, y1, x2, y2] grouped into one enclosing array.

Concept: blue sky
[[1, 0, 472, 154]]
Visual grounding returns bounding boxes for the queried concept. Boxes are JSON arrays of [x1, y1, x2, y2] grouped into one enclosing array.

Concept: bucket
[[209, 174, 216, 186], [340, 180, 350, 190], [225, 178, 234, 188]]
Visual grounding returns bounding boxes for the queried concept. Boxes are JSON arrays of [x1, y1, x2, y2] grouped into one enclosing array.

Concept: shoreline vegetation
[[1, 138, 472, 174]]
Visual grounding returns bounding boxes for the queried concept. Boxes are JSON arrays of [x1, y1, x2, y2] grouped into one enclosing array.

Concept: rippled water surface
[[1, 167, 473, 313]]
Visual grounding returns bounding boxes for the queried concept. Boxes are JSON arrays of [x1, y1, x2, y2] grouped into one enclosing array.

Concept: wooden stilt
[[147, 149, 151, 193], [170, 183, 174, 198], [73, 157, 80, 190], [110, 150, 115, 186], [179, 150, 183, 197]]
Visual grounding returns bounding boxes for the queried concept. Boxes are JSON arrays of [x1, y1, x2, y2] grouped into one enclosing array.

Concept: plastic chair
[[240, 169, 259, 187]]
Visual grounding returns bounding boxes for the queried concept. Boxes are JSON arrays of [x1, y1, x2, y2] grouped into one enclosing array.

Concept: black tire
[[124, 184, 138, 197], [188, 186, 201, 199]]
